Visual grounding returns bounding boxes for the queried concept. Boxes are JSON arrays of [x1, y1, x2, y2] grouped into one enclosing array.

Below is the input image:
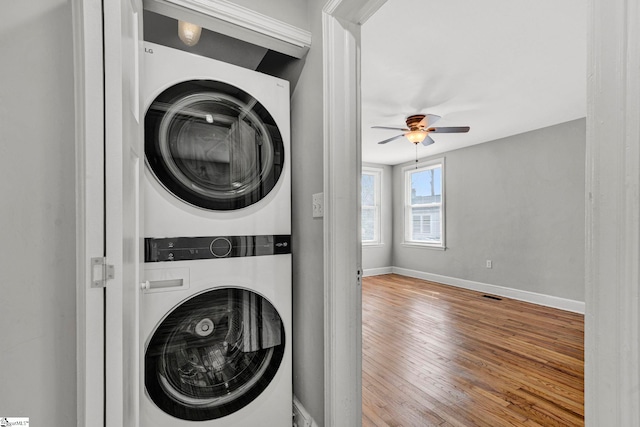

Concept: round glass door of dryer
[[145, 288, 285, 421], [145, 80, 285, 210]]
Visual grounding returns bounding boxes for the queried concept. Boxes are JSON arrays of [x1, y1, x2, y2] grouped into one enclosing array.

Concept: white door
[[103, 0, 143, 425], [74, 0, 108, 423]]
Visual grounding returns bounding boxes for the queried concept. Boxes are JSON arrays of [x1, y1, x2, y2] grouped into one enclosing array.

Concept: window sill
[[401, 242, 446, 251], [362, 242, 384, 248]]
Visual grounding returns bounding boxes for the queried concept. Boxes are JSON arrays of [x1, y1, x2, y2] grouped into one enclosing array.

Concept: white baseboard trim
[[293, 395, 318, 427], [391, 267, 585, 314], [362, 267, 393, 277]]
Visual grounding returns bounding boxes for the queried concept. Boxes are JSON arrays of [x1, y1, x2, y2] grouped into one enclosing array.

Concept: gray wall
[[228, 0, 308, 29], [362, 162, 393, 271], [0, 0, 77, 424], [392, 119, 586, 301], [228, 0, 325, 424], [290, 0, 325, 424]]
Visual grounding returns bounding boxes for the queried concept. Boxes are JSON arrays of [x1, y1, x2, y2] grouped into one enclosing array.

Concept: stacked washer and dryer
[[140, 42, 292, 426]]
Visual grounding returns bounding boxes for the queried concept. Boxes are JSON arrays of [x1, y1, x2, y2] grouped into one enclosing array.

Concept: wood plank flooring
[[362, 274, 584, 427]]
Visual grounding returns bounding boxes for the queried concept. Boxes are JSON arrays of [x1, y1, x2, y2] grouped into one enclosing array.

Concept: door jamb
[[321, 1, 386, 425], [585, 0, 640, 423], [72, 0, 106, 424]]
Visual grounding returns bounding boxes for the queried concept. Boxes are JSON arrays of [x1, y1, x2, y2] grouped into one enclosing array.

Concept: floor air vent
[[482, 295, 503, 301]]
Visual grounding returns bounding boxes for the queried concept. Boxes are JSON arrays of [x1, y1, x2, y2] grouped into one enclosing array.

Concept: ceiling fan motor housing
[[406, 114, 427, 130]]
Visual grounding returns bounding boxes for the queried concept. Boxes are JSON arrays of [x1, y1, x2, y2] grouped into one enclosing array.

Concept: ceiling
[[361, 0, 586, 165]]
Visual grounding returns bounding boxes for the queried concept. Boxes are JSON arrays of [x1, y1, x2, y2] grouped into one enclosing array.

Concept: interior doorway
[[358, 0, 587, 424]]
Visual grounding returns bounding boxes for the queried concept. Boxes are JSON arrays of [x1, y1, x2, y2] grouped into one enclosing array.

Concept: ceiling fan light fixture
[[406, 130, 428, 144], [178, 20, 202, 46]]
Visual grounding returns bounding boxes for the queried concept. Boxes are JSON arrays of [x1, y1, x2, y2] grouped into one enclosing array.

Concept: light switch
[[312, 193, 324, 218]]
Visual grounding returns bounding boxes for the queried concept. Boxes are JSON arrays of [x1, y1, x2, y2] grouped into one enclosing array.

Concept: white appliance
[[141, 239, 292, 426], [143, 42, 291, 237], [141, 42, 292, 426]]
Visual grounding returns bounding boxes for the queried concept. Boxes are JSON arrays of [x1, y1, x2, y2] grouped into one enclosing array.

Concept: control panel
[[145, 235, 291, 262]]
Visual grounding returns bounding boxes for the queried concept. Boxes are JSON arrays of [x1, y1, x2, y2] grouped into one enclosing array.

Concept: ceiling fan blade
[[421, 135, 436, 146], [418, 114, 441, 128], [377, 134, 405, 144], [427, 126, 470, 133], [372, 126, 409, 131]]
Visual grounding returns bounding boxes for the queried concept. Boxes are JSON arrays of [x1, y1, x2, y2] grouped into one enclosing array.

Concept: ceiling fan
[[373, 114, 470, 146]]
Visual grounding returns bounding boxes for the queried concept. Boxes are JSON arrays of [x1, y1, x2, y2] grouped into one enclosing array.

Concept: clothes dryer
[[140, 235, 291, 426], [143, 42, 290, 237]]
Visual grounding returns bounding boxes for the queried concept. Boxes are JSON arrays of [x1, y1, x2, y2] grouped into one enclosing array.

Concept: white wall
[[392, 119, 586, 302], [362, 162, 392, 273], [0, 1, 77, 424]]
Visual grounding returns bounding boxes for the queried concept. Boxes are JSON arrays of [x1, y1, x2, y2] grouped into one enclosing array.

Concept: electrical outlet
[[486, 260, 492, 269], [312, 192, 324, 218]]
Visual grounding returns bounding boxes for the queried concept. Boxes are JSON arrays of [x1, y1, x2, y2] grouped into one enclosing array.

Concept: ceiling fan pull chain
[[415, 144, 418, 168]]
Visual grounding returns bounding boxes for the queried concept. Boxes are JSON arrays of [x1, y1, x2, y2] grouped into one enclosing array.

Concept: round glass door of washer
[[145, 287, 285, 421], [145, 80, 285, 211]]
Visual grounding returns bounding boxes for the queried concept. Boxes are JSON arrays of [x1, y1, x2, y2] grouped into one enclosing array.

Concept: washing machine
[[143, 42, 290, 237], [141, 41, 292, 425], [140, 235, 292, 425]]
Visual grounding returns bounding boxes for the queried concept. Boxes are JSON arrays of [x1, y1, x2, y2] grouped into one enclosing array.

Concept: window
[[361, 167, 382, 245], [404, 159, 445, 247]]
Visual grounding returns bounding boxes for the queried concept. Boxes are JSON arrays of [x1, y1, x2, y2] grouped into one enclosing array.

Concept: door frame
[[72, 0, 106, 424], [321, 1, 385, 425], [73, 0, 144, 425], [585, 0, 640, 423]]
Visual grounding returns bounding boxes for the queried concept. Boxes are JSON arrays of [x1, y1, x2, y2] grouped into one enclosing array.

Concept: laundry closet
[[76, 0, 310, 425]]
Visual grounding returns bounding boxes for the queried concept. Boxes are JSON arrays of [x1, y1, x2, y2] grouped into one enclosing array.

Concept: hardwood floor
[[362, 274, 584, 427]]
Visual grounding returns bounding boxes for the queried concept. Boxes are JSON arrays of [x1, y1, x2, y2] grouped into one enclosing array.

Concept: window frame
[[403, 158, 446, 249], [361, 166, 383, 246]]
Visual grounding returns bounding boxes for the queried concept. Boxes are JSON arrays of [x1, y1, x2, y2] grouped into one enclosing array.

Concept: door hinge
[[91, 257, 114, 288]]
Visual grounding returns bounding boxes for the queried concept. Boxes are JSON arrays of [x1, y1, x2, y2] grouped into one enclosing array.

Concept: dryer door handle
[[141, 279, 184, 290]]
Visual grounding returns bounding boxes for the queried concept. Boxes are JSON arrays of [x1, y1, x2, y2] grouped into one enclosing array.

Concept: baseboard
[[293, 395, 317, 427], [362, 267, 393, 277], [391, 267, 585, 314]]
